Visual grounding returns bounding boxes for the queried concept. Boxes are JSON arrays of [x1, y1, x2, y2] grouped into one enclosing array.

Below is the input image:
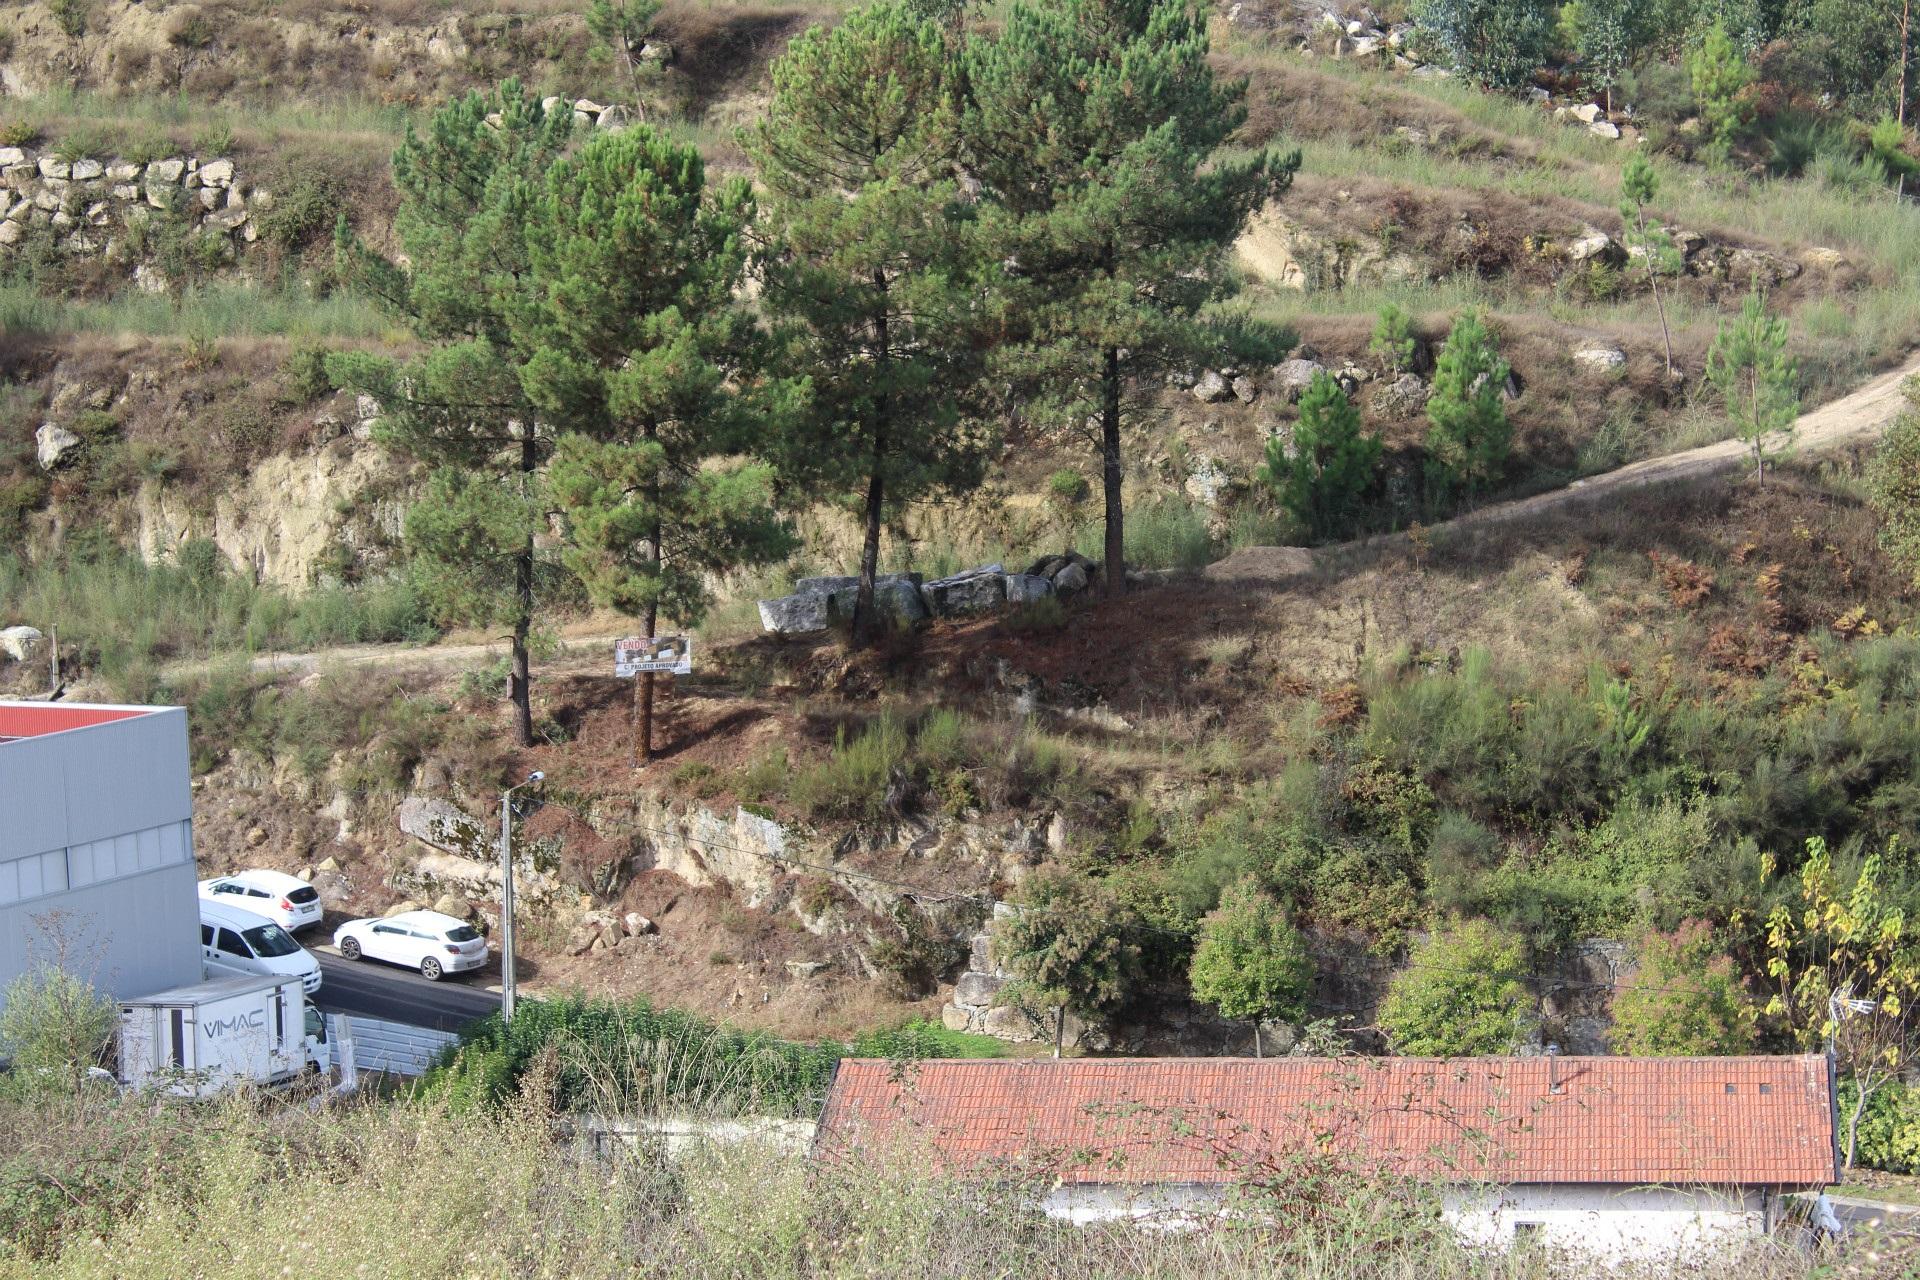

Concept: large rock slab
[[758, 592, 830, 636], [1004, 573, 1054, 605], [921, 565, 1007, 617], [827, 577, 928, 626]]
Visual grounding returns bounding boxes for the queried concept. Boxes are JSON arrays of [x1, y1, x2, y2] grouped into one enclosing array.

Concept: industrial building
[[0, 702, 202, 1008]]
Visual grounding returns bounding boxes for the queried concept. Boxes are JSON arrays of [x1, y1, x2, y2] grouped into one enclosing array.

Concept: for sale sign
[[615, 635, 692, 677]]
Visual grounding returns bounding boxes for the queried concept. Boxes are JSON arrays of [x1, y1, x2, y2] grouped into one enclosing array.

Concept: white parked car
[[200, 899, 322, 994], [334, 910, 488, 981], [199, 869, 324, 932]]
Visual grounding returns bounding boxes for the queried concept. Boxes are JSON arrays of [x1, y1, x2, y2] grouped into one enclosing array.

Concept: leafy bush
[[1257, 371, 1380, 542], [1379, 920, 1535, 1055], [1412, 0, 1554, 91], [276, 345, 335, 404], [1609, 920, 1756, 1055], [1046, 468, 1089, 503], [419, 994, 840, 1116], [1189, 877, 1314, 1027], [849, 1017, 1004, 1059], [0, 967, 115, 1079]]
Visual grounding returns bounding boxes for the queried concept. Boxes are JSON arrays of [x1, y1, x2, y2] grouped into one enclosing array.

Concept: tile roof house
[[817, 1055, 1838, 1263]]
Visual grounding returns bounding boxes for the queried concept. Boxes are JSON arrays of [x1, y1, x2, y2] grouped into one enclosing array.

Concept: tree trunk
[[1649, 272, 1674, 380], [1252, 1022, 1263, 1059], [636, 424, 662, 767], [1053, 1005, 1065, 1060], [1846, 1080, 1871, 1170], [1101, 345, 1125, 597], [853, 272, 890, 649], [510, 430, 536, 749]]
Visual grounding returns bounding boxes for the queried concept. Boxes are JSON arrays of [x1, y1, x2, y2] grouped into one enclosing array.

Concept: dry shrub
[[1317, 681, 1366, 728], [1648, 550, 1713, 609]]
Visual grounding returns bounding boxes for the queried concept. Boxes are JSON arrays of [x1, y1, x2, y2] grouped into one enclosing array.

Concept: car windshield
[[243, 923, 301, 958], [446, 925, 480, 943]]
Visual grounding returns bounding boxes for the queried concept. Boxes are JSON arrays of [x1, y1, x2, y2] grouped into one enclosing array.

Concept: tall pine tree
[[748, 2, 992, 645], [516, 129, 797, 763], [965, 0, 1295, 595], [330, 81, 573, 747]]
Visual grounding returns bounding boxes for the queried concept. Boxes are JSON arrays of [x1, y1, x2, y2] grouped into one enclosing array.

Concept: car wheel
[[340, 937, 362, 961], [421, 957, 443, 982]]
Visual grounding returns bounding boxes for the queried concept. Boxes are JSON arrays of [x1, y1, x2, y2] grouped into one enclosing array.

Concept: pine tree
[[964, 0, 1296, 596], [1706, 287, 1798, 486], [1619, 154, 1683, 380], [517, 129, 797, 764], [585, 0, 662, 107], [1257, 371, 1381, 541], [1687, 21, 1754, 164], [748, 2, 992, 645], [329, 82, 573, 748], [1369, 303, 1417, 375], [1424, 310, 1512, 504], [1188, 877, 1314, 1056]]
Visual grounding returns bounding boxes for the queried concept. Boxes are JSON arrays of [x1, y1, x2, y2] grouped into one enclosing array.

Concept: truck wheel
[[421, 957, 443, 982], [340, 937, 362, 961]]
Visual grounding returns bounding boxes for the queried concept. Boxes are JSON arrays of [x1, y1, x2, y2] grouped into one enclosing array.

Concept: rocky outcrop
[[1235, 201, 1426, 291], [0, 626, 43, 662], [757, 554, 1101, 636], [34, 422, 79, 470]]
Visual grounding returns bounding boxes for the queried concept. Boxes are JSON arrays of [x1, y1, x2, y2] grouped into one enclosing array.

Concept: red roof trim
[[817, 1056, 1836, 1187], [0, 704, 152, 741]]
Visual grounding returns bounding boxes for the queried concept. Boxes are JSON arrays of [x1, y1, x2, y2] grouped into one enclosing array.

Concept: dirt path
[[159, 355, 1920, 678], [1209, 352, 1920, 583]]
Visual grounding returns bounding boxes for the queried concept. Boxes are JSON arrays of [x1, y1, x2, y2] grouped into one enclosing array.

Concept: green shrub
[[1046, 468, 1089, 503], [51, 131, 109, 165], [419, 993, 841, 1116], [1257, 371, 1380, 542], [1379, 920, 1535, 1056], [1369, 302, 1416, 374], [0, 966, 115, 1079], [1609, 920, 1756, 1056], [849, 1017, 1004, 1059], [276, 345, 335, 404], [1189, 877, 1314, 1027], [789, 715, 910, 824]]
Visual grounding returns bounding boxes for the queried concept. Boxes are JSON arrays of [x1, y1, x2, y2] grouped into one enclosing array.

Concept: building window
[[1, 819, 191, 906]]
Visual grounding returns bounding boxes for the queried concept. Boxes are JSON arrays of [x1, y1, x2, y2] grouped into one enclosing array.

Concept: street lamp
[[499, 770, 543, 1023]]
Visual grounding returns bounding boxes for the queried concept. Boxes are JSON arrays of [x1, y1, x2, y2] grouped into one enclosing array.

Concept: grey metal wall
[[0, 706, 201, 1004]]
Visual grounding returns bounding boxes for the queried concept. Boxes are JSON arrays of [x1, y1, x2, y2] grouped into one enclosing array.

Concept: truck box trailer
[[118, 973, 328, 1097]]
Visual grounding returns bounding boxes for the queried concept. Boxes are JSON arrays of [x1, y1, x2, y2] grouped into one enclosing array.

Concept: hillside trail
[[157, 353, 1920, 680], [1208, 351, 1920, 583]]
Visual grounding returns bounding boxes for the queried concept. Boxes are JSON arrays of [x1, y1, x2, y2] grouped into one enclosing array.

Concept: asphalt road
[[313, 953, 501, 1034]]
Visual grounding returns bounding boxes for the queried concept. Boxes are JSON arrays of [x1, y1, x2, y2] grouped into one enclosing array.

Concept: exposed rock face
[[1572, 345, 1628, 371], [758, 556, 1099, 635], [34, 422, 79, 470], [1372, 372, 1431, 416], [922, 565, 1007, 617], [1183, 454, 1231, 508], [1565, 227, 1617, 263], [1273, 358, 1327, 402], [758, 592, 831, 636], [0, 626, 44, 662], [1235, 201, 1424, 290]]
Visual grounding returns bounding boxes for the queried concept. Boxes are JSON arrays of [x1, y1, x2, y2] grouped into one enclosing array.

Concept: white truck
[[117, 973, 330, 1098]]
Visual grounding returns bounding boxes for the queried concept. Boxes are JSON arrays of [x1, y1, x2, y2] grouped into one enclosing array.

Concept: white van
[[201, 899, 322, 994]]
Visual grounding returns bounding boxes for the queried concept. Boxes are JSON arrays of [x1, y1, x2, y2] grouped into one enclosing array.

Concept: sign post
[[615, 636, 692, 766]]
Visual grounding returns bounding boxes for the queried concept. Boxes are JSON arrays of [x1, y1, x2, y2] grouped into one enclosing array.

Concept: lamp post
[[499, 770, 543, 1023]]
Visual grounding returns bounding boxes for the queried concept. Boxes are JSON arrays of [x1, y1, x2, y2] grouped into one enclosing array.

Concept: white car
[[199, 869, 324, 932], [334, 910, 488, 981], [201, 900, 323, 994]]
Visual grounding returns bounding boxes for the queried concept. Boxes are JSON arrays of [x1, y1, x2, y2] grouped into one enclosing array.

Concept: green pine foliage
[[1687, 21, 1756, 163], [1608, 920, 1756, 1055], [749, 2, 991, 644], [328, 81, 575, 747], [1188, 877, 1314, 1027], [1619, 154, 1684, 378], [963, 0, 1296, 594], [1706, 287, 1798, 485], [518, 129, 796, 643], [584, 0, 662, 100], [1257, 370, 1381, 542], [1412, 0, 1556, 92], [1379, 920, 1535, 1056], [1868, 378, 1920, 587], [1423, 310, 1512, 503], [1368, 303, 1417, 375]]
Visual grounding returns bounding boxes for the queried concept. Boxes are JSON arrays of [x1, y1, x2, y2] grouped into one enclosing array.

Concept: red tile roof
[[817, 1056, 1836, 1187], [0, 703, 150, 742]]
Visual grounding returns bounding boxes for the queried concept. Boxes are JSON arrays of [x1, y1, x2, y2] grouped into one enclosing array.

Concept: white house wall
[[1042, 1181, 1774, 1263], [1444, 1183, 1771, 1263]]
